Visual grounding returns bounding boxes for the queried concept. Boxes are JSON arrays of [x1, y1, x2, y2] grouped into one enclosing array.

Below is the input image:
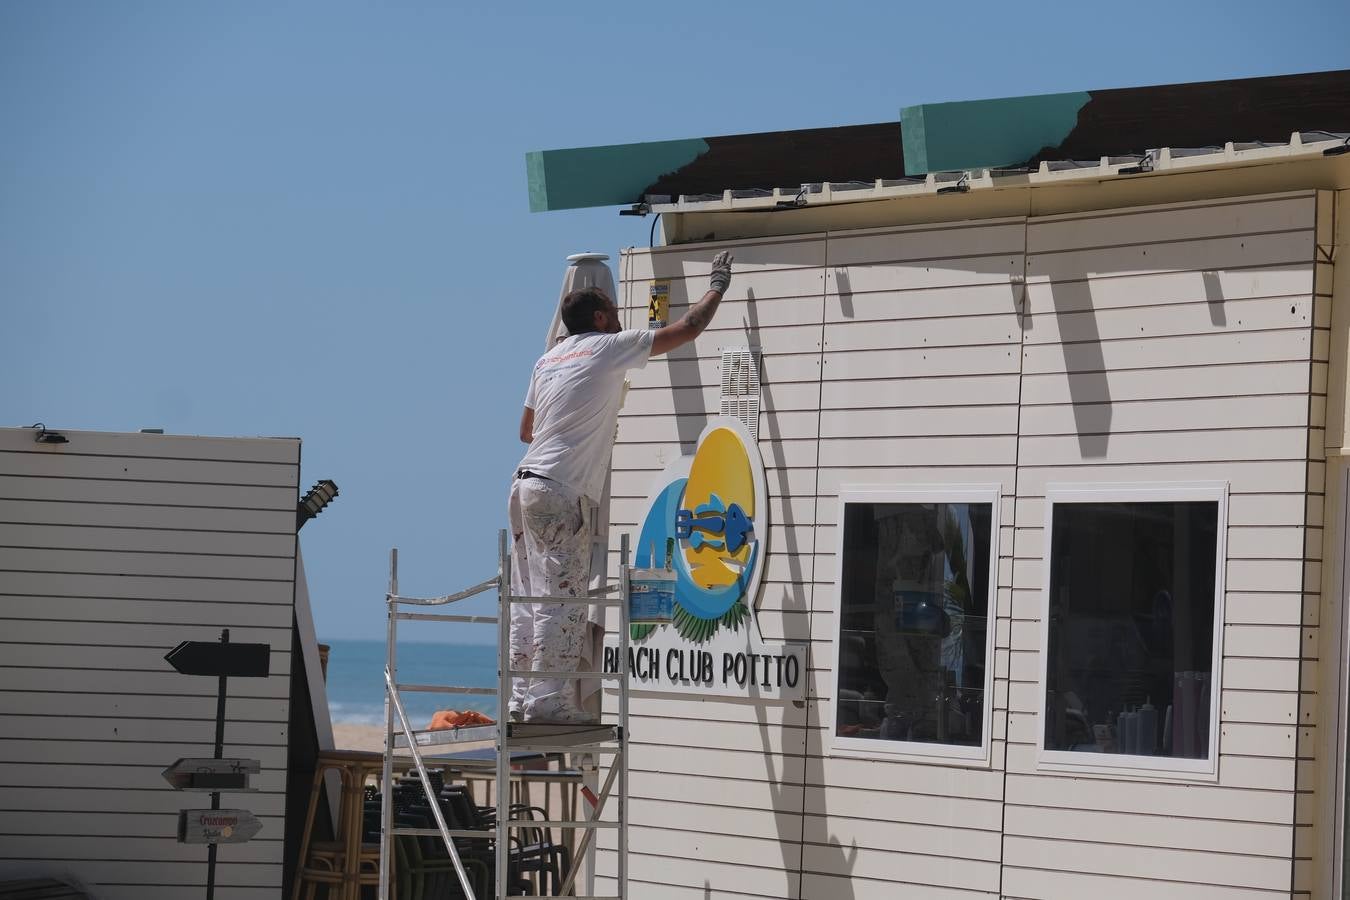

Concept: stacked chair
[[362, 772, 572, 898]]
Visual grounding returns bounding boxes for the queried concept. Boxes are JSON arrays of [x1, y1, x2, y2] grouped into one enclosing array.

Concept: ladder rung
[[504, 820, 618, 829], [389, 576, 499, 606], [507, 670, 622, 680], [396, 612, 499, 624], [508, 744, 623, 754], [391, 827, 491, 839], [508, 594, 623, 607], [395, 683, 497, 696]]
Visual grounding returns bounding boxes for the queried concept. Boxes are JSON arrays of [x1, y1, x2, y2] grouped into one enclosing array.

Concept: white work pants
[[506, 476, 591, 721]]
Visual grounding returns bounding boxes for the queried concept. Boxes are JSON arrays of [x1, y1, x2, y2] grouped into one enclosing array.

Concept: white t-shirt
[[517, 329, 654, 502]]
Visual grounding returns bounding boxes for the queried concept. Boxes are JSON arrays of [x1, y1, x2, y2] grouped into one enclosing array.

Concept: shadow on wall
[[1042, 272, 1111, 460], [1203, 270, 1227, 326], [743, 277, 858, 900], [834, 268, 854, 320]]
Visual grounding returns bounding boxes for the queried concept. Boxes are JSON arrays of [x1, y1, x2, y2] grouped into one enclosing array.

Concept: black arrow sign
[[164, 641, 270, 677]]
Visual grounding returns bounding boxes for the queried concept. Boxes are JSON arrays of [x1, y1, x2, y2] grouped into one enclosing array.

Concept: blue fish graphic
[[676, 493, 753, 554]]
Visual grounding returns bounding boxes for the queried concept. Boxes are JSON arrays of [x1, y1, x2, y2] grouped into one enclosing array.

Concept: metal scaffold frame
[[378, 529, 631, 900]]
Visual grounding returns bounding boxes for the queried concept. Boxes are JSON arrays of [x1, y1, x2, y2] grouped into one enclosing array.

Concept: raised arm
[[650, 251, 734, 357]]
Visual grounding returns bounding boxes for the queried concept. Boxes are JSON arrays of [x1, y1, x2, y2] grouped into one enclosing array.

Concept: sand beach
[[332, 721, 387, 752]]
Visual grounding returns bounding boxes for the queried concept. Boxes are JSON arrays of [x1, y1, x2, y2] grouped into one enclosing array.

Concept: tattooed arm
[[650, 250, 734, 357]]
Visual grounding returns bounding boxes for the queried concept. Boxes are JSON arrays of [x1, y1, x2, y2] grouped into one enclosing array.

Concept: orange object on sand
[[427, 709, 495, 730]]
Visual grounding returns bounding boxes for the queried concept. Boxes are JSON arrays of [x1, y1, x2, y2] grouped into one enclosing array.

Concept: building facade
[[595, 153, 1350, 898], [0, 428, 309, 899]]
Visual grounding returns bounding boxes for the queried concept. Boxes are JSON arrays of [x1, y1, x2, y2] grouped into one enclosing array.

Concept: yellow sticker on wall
[[648, 280, 670, 329]]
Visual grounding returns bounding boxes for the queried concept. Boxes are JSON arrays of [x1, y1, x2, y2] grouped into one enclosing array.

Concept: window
[[1039, 483, 1227, 776], [832, 487, 999, 761]]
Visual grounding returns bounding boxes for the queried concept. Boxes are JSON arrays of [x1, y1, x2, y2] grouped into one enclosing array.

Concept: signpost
[[164, 630, 270, 900]]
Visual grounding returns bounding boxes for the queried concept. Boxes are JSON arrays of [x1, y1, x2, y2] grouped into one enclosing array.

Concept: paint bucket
[[629, 568, 675, 624]]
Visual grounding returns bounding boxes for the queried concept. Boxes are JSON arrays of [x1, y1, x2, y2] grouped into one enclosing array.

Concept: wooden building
[[0, 427, 331, 899], [527, 70, 1350, 899]]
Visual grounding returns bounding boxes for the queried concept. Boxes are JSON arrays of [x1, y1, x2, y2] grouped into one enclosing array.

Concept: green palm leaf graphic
[[667, 598, 751, 643], [673, 605, 707, 642], [720, 599, 749, 632]]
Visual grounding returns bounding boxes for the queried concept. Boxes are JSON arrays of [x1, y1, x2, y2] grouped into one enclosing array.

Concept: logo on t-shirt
[[537, 348, 595, 367]]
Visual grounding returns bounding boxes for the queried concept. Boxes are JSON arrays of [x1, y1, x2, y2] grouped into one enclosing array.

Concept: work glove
[[709, 250, 733, 294]]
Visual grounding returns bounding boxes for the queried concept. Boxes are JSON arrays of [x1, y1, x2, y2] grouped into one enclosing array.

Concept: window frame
[[1035, 481, 1229, 780], [829, 483, 1002, 766]]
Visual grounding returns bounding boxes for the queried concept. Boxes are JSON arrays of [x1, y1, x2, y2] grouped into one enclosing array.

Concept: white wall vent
[[720, 346, 761, 439]]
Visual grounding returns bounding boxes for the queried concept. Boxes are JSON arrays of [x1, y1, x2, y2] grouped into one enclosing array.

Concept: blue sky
[[3, 1, 1347, 643]]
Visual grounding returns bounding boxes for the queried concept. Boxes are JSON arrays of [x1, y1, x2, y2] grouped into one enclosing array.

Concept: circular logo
[[635, 418, 766, 629]]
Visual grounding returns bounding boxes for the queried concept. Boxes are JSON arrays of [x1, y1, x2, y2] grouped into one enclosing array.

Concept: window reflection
[[1043, 501, 1219, 759], [836, 501, 992, 747]]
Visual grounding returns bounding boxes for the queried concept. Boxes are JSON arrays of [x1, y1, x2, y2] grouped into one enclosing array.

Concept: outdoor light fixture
[[30, 423, 69, 445], [775, 186, 809, 209], [296, 479, 339, 531], [1117, 151, 1155, 175], [1325, 137, 1350, 157], [619, 201, 651, 217], [936, 173, 970, 195]]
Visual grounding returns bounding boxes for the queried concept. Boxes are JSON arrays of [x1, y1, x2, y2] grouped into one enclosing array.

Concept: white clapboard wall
[[0, 427, 300, 900], [604, 233, 829, 900], [1003, 192, 1329, 900], [599, 190, 1332, 900]]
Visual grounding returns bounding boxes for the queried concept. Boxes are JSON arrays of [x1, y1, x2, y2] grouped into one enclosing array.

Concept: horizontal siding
[[1002, 867, 1284, 900], [608, 236, 824, 900], [0, 740, 288, 767], [0, 570, 297, 604], [0, 594, 294, 628], [0, 522, 297, 556], [0, 833, 282, 865], [1005, 833, 1289, 890], [606, 193, 1324, 898], [0, 429, 298, 896], [0, 665, 291, 699], [1020, 359, 1323, 405], [1023, 194, 1316, 251], [666, 216, 1010, 900], [626, 218, 1015, 900], [0, 860, 283, 888], [1024, 228, 1314, 284], [598, 857, 799, 900], [0, 449, 298, 487], [0, 498, 297, 532], [1003, 194, 1316, 898], [1291, 191, 1333, 894], [66, 888, 276, 900], [0, 474, 295, 510]]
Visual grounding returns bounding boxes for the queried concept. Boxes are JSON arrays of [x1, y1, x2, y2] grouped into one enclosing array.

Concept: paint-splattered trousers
[[506, 474, 591, 721]]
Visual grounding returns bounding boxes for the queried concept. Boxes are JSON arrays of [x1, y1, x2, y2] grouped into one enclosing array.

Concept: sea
[[323, 639, 499, 726]]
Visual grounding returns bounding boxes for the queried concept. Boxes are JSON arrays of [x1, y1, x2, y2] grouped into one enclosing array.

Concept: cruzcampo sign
[[603, 416, 806, 700], [178, 808, 263, 845]]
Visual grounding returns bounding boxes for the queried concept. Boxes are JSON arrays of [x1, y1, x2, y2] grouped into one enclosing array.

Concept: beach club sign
[[602, 417, 806, 701]]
